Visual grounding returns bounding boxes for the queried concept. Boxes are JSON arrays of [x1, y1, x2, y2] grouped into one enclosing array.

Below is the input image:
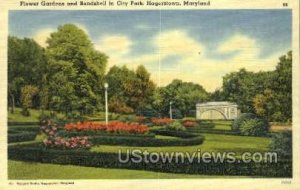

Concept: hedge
[[8, 121, 39, 125], [8, 131, 37, 143], [56, 130, 155, 138], [187, 128, 239, 135], [90, 135, 204, 146], [8, 143, 292, 177], [8, 125, 40, 133], [150, 129, 199, 138]]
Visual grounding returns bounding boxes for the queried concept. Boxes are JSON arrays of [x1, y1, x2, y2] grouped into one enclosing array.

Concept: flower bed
[[43, 136, 92, 149], [40, 119, 92, 149], [64, 121, 149, 134], [150, 118, 173, 126]]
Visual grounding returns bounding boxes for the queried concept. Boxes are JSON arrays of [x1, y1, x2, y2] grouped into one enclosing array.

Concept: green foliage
[[46, 24, 107, 114], [159, 79, 209, 117], [217, 51, 292, 122], [20, 85, 39, 116], [136, 106, 160, 118], [56, 130, 155, 138], [166, 121, 186, 131], [106, 65, 155, 111], [269, 131, 292, 159], [232, 113, 257, 131], [240, 118, 269, 136], [117, 115, 136, 122], [8, 36, 48, 112], [8, 125, 39, 143], [108, 96, 134, 114], [8, 132, 37, 143]]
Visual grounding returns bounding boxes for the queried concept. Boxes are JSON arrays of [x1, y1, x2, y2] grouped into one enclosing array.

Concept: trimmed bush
[[8, 132, 37, 143], [150, 129, 199, 138], [240, 118, 269, 136], [187, 128, 239, 135], [166, 121, 186, 131], [232, 113, 257, 131], [90, 135, 204, 146], [8, 125, 39, 132], [56, 130, 155, 138], [269, 131, 292, 159], [8, 121, 39, 125], [8, 143, 292, 177]]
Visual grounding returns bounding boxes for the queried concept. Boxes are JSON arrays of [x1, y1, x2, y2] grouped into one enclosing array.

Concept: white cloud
[[154, 30, 205, 58], [33, 28, 55, 47], [95, 35, 132, 56], [94, 31, 285, 92]]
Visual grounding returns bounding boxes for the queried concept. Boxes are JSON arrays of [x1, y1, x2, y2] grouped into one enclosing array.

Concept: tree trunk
[[10, 93, 15, 114]]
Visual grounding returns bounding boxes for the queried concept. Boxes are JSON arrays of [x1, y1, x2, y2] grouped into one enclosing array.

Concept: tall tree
[[159, 79, 209, 117], [46, 24, 108, 114], [105, 65, 155, 112], [8, 36, 47, 112]]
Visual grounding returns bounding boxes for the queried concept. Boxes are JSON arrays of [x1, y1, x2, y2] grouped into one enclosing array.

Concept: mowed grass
[[91, 133, 271, 158], [8, 108, 64, 122], [8, 160, 243, 179]]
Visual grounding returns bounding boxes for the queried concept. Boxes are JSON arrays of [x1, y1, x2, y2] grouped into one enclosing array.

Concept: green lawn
[[8, 160, 243, 179], [91, 133, 271, 158], [8, 108, 65, 122]]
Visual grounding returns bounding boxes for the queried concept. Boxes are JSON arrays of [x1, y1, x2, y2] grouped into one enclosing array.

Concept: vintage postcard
[[0, 0, 299, 189]]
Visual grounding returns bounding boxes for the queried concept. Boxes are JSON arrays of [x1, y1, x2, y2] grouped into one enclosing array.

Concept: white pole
[[104, 83, 109, 126]]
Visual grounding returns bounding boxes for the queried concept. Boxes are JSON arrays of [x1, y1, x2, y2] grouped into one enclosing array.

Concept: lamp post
[[169, 101, 173, 120], [104, 83, 109, 126]]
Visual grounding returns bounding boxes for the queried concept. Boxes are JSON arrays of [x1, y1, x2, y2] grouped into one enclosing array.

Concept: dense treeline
[[8, 24, 292, 122], [211, 51, 292, 122]]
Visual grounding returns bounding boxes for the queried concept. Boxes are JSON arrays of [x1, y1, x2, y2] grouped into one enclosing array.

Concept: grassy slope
[[8, 160, 244, 179]]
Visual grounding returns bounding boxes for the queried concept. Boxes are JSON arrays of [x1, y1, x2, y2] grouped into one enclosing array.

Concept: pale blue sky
[[9, 10, 291, 91]]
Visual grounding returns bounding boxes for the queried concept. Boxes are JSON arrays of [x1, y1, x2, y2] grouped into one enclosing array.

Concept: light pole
[[169, 101, 173, 120], [104, 83, 109, 126]]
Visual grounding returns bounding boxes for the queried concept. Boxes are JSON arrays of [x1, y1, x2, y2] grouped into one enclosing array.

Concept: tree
[[105, 65, 155, 112], [271, 51, 292, 122], [8, 36, 47, 112], [159, 79, 209, 117], [46, 24, 108, 114], [20, 85, 39, 116]]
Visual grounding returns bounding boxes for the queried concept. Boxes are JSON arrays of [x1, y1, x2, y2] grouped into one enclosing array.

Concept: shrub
[[166, 121, 186, 131], [64, 121, 149, 134], [117, 115, 136, 122], [150, 129, 199, 138], [38, 112, 57, 123], [232, 113, 257, 131], [171, 109, 183, 119], [109, 96, 134, 114], [8, 132, 37, 143], [136, 116, 145, 123], [56, 130, 155, 138], [240, 118, 269, 136], [182, 120, 197, 128], [136, 107, 159, 118], [151, 118, 173, 125], [269, 131, 292, 160], [90, 135, 203, 146]]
